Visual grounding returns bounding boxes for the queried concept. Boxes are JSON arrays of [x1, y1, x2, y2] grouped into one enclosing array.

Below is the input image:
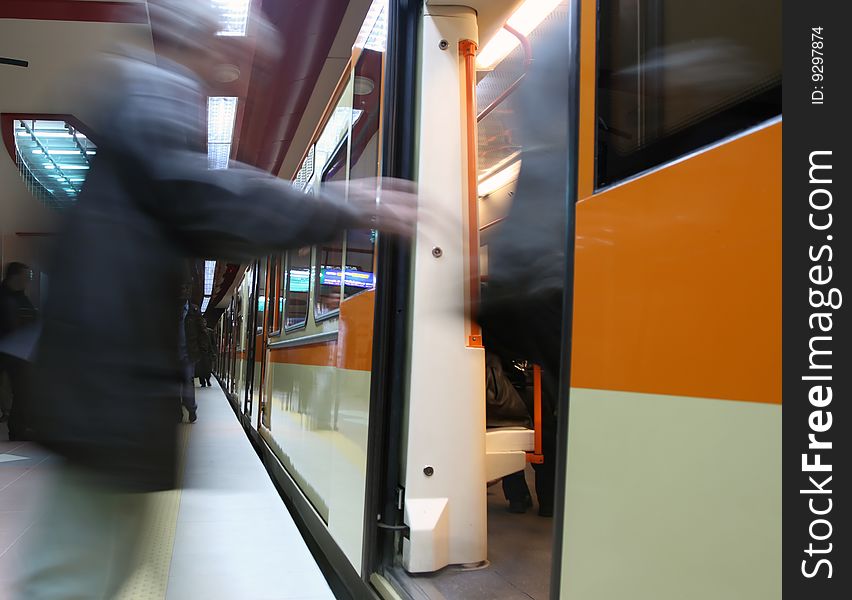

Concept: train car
[[211, 1, 781, 599]]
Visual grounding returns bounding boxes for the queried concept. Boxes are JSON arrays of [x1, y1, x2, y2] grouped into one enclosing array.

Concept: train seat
[[485, 427, 534, 481]]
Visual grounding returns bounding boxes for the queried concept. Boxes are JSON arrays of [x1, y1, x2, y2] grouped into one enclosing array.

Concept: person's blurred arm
[[95, 52, 415, 261]]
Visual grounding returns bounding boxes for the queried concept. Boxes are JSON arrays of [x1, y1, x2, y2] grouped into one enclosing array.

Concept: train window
[[277, 253, 287, 329], [343, 229, 377, 298], [284, 247, 311, 330], [343, 46, 383, 299], [596, 0, 781, 188], [315, 140, 347, 321], [255, 257, 267, 334], [267, 255, 282, 335]]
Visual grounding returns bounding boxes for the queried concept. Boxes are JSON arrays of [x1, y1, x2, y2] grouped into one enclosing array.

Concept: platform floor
[[0, 381, 334, 600]]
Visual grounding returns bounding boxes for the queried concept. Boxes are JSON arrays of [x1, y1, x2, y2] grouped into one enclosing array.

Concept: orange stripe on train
[[571, 123, 781, 404]]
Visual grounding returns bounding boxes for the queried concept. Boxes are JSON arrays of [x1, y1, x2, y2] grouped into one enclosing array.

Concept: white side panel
[[560, 389, 782, 600], [266, 363, 372, 572], [403, 6, 487, 572]]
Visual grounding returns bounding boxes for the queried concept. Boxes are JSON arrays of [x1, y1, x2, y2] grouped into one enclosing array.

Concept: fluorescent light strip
[[213, 0, 252, 37], [476, 0, 563, 70], [204, 260, 216, 296], [354, 0, 389, 51], [207, 96, 238, 169]]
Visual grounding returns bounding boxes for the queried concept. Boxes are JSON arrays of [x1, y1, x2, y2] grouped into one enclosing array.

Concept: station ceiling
[[0, 0, 370, 234]]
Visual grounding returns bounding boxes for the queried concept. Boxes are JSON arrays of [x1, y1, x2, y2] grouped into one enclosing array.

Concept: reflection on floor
[[0, 382, 334, 599], [412, 466, 553, 600]]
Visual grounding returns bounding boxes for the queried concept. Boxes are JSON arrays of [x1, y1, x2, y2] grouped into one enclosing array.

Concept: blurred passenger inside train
[[13, 1, 419, 598], [486, 352, 537, 514], [476, 20, 571, 519], [0, 262, 37, 440]]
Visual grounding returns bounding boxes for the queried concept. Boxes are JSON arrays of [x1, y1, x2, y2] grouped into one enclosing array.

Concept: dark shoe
[[508, 499, 528, 514], [538, 505, 554, 518], [188, 409, 197, 423]]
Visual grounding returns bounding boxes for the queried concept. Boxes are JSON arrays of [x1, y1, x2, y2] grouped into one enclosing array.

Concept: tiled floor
[[409, 466, 554, 600], [0, 382, 335, 600]]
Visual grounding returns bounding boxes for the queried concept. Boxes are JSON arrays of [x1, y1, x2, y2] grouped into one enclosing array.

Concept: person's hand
[[322, 177, 419, 238]]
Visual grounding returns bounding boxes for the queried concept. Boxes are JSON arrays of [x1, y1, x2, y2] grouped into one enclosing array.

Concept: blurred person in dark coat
[[13, 1, 418, 597], [177, 292, 201, 422], [475, 25, 572, 519], [195, 317, 215, 388]]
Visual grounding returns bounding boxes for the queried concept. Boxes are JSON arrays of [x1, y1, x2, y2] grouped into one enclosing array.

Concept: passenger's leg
[[501, 470, 532, 513], [5, 358, 32, 441], [532, 370, 558, 517], [13, 465, 150, 600], [0, 369, 11, 423], [179, 362, 197, 421]]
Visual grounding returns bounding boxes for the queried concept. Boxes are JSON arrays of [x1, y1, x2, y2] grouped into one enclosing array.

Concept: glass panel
[[315, 241, 343, 319], [255, 257, 267, 333], [344, 45, 384, 299], [315, 143, 346, 319], [265, 0, 388, 573], [343, 229, 377, 298], [596, 0, 781, 187], [266, 255, 280, 333], [284, 247, 310, 329], [278, 253, 287, 327]]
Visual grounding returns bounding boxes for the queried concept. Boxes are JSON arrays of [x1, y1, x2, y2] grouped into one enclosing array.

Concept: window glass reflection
[[597, 0, 781, 186]]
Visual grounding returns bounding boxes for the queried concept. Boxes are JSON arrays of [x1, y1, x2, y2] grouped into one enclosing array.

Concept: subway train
[[207, 0, 781, 599]]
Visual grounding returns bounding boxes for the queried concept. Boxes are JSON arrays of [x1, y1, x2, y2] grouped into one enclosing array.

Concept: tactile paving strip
[[116, 425, 191, 600]]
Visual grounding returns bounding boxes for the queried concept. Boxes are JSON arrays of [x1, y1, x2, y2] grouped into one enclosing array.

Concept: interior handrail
[[477, 24, 534, 123]]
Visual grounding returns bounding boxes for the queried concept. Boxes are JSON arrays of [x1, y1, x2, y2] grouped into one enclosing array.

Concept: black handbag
[[485, 353, 532, 429]]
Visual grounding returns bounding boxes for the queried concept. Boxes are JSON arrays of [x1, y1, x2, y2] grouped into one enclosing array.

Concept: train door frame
[[361, 0, 420, 585], [361, 1, 581, 598], [551, 0, 780, 597], [549, 0, 581, 597], [243, 262, 260, 417]]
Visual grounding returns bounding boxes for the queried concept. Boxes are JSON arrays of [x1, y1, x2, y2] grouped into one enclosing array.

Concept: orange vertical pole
[[533, 364, 543, 456], [460, 39, 483, 348]]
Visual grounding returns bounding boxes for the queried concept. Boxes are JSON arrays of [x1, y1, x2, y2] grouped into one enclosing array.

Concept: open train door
[[556, 0, 782, 598]]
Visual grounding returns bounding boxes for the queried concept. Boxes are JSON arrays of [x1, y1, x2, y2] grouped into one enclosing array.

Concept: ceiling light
[[28, 132, 74, 138], [476, 0, 562, 70], [208, 96, 238, 170], [354, 76, 375, 96], [213, 0, 252, 37], [58, 165, 89, 170], [354, 0, 388, 51], [478, 160, 521, 197]]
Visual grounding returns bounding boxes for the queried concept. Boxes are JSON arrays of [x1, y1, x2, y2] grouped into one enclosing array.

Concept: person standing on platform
[[178, 286, 200, 423], [13, 1, 419, 598], [195, 316, 215, 388], [0, 262, 37, 440]]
